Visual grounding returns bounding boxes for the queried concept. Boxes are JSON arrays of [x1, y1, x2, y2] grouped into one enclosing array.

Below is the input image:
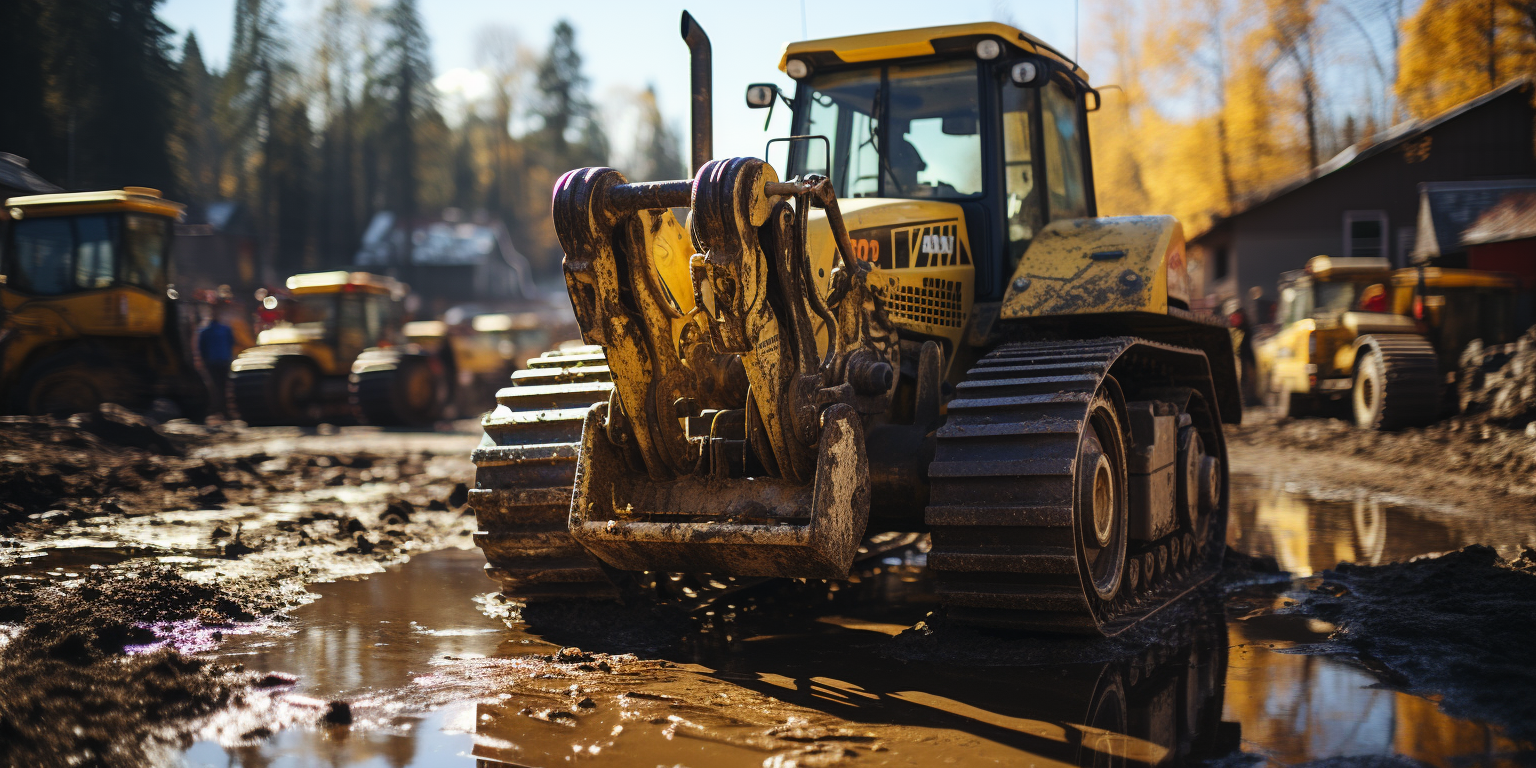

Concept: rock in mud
[[321, 700, 353, 725], [1298, 545, 1536, 740]]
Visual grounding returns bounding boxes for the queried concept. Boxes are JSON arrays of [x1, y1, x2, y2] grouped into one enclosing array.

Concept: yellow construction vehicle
[[230, 271, 449, 426], [0, 187, 207, 416], [469, 311, 560, 370], [470, 15, 1240, 634], [403, 316, 515, 418], [1255, 256, 1518, 429]]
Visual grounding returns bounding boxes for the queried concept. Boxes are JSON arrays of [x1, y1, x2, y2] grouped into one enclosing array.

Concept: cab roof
[[285, 270, 403, 297], [4, 187, 184, 220], [1389, 267, 1520, 289], [778, 22, 1087, 82], [1305, 256, 1392, 278]]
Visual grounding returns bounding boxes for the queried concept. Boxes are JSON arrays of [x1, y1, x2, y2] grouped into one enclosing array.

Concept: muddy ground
[[0, 407, 1533, 767], [0, 407, 478, 767]]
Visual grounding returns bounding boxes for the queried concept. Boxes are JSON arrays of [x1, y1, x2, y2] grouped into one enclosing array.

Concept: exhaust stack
[[681, 11, 712, 176]]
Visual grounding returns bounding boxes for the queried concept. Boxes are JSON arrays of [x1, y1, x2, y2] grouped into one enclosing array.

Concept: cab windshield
[[5, 212, 172, 295], [791, 60, 983, 200]]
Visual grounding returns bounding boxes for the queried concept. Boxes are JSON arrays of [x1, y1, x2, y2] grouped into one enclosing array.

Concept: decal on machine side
[[850, 218, 970, 270]]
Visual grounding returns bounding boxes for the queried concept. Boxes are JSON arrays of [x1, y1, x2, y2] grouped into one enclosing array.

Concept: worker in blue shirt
[[199, 307, 236, 417]]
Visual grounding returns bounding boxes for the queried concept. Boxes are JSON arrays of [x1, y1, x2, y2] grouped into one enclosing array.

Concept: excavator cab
[[0, 187, 205, 415]]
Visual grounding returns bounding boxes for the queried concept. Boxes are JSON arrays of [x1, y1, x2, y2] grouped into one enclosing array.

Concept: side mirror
[[1085, 89, 1102, 112], [745, 83, 779, 108]]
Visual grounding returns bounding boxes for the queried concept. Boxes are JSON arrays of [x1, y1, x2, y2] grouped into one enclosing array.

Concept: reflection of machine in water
[[471, 601, 1238, 767]]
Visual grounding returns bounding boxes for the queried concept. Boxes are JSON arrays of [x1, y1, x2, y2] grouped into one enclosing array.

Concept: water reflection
[[184, 480, 1528, 767], [1227, 475, 1532, 577]]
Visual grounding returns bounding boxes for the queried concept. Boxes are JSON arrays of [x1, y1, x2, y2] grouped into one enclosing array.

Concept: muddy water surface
[[177, 476, 1528, 767]]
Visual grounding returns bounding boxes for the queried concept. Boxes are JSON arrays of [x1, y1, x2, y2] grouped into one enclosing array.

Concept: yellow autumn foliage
[[1396, 0, 1535, 119]]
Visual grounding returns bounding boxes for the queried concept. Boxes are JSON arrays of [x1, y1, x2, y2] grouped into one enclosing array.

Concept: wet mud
[[1294, 545, 1536, 742], [1232, 412, 1536, 502], [4, 407, 1534, 767], [0, 408, 478, 767]]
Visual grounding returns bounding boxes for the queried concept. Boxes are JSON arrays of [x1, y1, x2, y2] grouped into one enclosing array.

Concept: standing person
[[1227, 298, 1259, 406], [198, 306, 236, 418]]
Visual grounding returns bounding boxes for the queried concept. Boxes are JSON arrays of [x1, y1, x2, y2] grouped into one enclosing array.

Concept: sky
[[157, 0, 1081, 162]]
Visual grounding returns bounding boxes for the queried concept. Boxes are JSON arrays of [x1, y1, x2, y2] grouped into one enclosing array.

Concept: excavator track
[[469, 347, 618, 600], [927, 338, 1228, 635]]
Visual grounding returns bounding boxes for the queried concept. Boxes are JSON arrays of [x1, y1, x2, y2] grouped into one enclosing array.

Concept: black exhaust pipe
[[681, 11, 712, 176]]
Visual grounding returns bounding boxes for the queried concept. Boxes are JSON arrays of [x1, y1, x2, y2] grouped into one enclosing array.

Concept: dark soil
[[1299, 545, 1536, 742], [0, 406, 477, 767], [0, 567, 283, 768], [1229, 414, 1536, 497]]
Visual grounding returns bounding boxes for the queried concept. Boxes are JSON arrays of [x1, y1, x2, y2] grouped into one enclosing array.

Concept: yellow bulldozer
[[470, 15, 1240, 634], [0, 187, 207, 416], [230, 271, 449, 427], [1255, 256, 1519, 429]]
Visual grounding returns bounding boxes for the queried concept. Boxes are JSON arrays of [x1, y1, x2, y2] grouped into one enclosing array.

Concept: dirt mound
[[1300, 545, 1536, 741], [0, 567, 281, 768], [1230, 415, 1536, 497], [0, 407, 231, 528]]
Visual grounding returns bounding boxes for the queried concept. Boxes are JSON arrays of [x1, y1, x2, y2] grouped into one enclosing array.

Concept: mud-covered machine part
[[472, 346, 618, 600], [467, 158, 1231, 635], [927, 338, 1229, 634]]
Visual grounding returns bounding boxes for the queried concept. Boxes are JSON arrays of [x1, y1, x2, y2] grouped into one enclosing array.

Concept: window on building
[[1344, 211, 1389, 259], [1214, 247, 1230, 279]]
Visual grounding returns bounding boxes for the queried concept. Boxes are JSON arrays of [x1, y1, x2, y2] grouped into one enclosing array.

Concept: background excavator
[[0, 187, 206, 417], [471, 14, 1240, 634]]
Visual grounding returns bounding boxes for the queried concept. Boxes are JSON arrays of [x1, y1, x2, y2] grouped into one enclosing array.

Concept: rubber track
[[926, 337, 1222, 635], [230, 366, 286, 426], [1359, 335, 1440, 430], [469, 347, 617, 600]]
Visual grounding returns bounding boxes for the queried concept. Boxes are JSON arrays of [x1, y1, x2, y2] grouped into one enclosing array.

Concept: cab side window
[[1041, 80, 1089, 220], [12, 218, 75, 295]]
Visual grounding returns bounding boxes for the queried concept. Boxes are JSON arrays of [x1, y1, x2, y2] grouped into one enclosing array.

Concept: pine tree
[[171, 34, 224, 202], [534, 20, 607, 168], [227, 0, 287, 280], [631, 86, 685, 182], [0, 0, 54, 177], [377, 0, 437, 234]]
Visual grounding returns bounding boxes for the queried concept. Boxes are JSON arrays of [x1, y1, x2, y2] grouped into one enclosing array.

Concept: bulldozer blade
[[569, 402, 870, 579]]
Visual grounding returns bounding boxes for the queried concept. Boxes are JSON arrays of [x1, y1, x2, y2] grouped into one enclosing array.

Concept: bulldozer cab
[[1273, 259, 1396, 330], [0, 188, 205, 416], [2, 187, 181, 335], [768, 23, 1095, 300]]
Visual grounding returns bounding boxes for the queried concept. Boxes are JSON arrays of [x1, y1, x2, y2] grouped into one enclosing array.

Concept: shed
[[1187, 80, 1536, 322]]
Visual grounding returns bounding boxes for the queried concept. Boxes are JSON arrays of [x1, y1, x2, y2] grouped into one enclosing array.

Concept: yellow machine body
[[471, 16, 1242, 636], [230, 270, 448, 426], [1255, 255, 1519, 428], [0, 187, 199, 415]]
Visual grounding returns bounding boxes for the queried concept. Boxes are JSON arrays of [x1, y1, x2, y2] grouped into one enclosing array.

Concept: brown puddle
[[180, 477, 1529, 767]]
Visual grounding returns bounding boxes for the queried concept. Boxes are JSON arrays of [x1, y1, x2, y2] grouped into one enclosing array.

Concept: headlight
[[975, 39, 1002, 60], [1011, 61, 1040, 85], [786, 59, 810, 79]]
